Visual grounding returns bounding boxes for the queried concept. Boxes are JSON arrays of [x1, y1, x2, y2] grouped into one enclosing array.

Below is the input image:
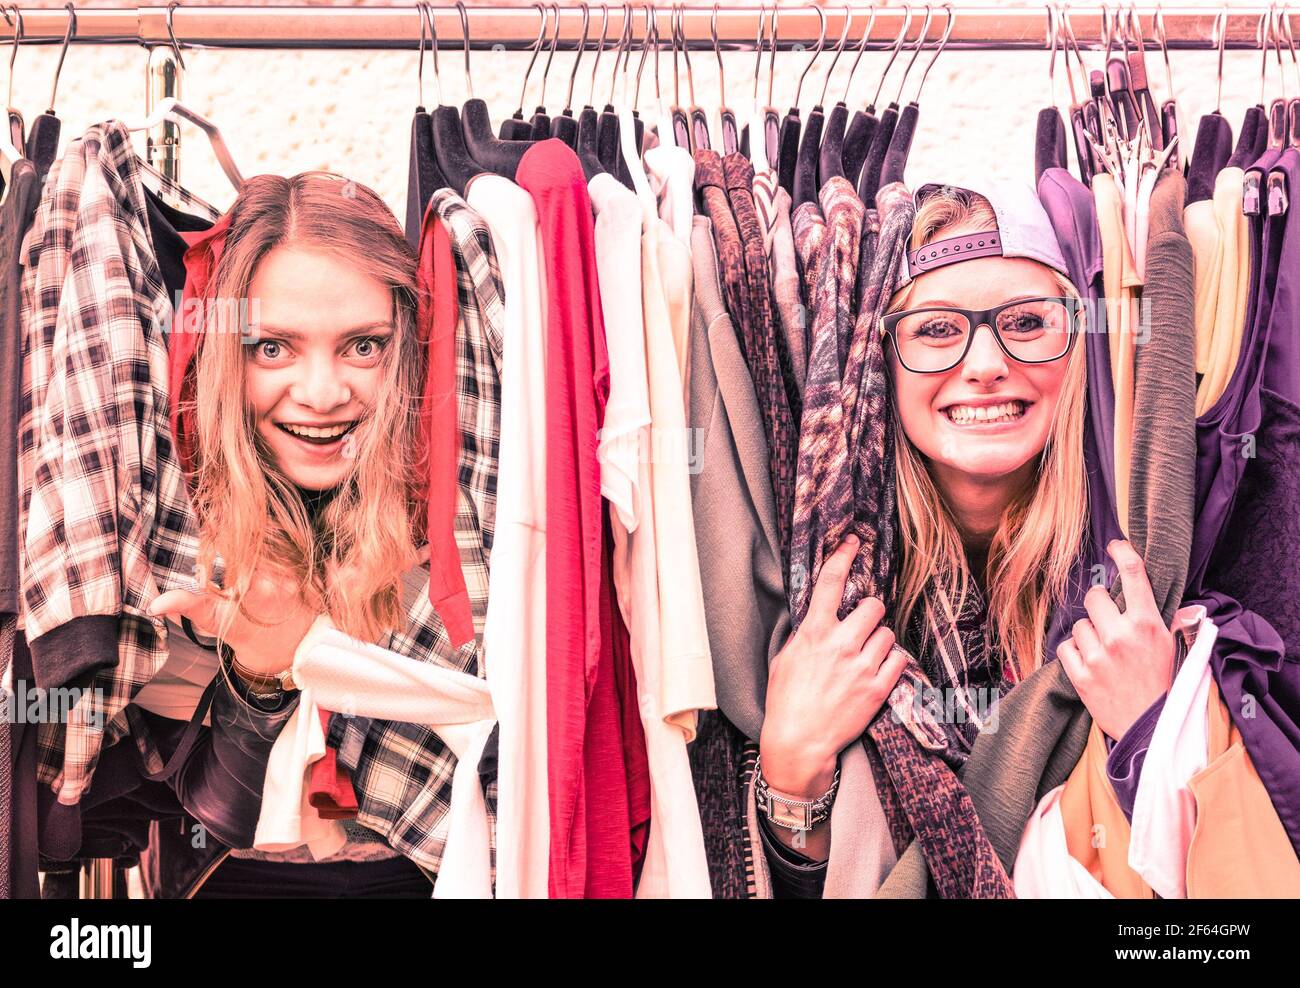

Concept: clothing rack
[[0, 5, 1285, 53]]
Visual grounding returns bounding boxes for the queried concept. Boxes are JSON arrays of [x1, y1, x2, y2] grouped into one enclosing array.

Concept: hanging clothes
[[516, 138, 644, 898], [752, 167, 808, 396], [694, 149, 798, 566], [1121, 168, 1196, 624], [592, 170, 712, 897], [464, 172, 551, 899], [325, 189, 503, 881], [17, 121, 220, 861], [1188, 165, 1250, 415], [1092, 172, 1143, 535]]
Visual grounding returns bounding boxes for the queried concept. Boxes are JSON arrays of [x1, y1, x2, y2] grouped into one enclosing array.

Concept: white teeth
[[282, 423, 352, 439], [943, 401, 1027, 424]]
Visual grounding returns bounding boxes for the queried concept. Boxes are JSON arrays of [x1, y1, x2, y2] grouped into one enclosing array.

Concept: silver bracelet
[[754, 756, 841, 832]]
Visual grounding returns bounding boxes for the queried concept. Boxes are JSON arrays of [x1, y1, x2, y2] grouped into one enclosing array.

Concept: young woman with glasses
[[755, 183, 1178, 894]]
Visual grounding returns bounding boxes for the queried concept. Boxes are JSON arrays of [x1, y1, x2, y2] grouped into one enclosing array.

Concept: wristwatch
[[754, 757, 841, 832]]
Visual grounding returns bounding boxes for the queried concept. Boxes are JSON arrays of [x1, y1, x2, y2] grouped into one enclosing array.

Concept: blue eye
[[350, 335, 390, 361]]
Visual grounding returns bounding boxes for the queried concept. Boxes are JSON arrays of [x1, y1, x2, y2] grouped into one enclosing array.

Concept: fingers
[[1082, 581, 1120, 629], [1107, 539, 1158, 618], [1056, 637, 1087, 690], [838, 595, 886, 654], [858, 624, 897, 674], [147, 589, 217, 636], [806, 535, 859, 627], [1070, 617, 1105, 665]]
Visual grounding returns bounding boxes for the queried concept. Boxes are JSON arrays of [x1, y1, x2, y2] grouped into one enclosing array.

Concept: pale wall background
[[2, 1, 1274, 223]]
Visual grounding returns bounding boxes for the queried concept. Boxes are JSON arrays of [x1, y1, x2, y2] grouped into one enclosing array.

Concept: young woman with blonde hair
[[143, 171, 445, 897], [754, 182, 1178, 895]]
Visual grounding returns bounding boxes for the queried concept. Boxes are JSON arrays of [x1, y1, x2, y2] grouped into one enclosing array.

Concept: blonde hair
[[884, 188, 1088, 681], [185, 172, 427, 644]]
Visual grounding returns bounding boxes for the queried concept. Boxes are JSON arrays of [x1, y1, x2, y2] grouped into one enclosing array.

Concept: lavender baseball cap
[[894, 179, 1070, 289]]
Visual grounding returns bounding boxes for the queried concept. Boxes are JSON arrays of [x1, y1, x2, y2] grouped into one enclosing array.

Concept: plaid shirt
[[18, 121, 221, 812], [331, 188, 504, 879]]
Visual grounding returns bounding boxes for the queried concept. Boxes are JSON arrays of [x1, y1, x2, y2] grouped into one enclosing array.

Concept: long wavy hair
[[884, 188, 1089, 682], [185, 172, 427, 644]]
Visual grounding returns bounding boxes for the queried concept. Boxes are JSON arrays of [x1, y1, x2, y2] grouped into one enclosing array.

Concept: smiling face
[[887, 253, 1076, 497], [243, 245, 395, 491]]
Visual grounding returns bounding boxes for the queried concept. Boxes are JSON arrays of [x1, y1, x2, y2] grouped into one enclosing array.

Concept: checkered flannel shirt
[[329, 188, 504, 879], [18, 121, 221, 811]]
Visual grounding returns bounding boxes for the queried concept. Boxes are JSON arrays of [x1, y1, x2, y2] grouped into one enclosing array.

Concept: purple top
[[1037, 167, 1121, 660], [1184, 145, 1300, 853]]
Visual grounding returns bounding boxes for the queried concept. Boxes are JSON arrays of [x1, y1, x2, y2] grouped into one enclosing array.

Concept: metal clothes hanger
[[840, 5, 889, 187], [617, 1, 653, 204], [530, 3, 562, 138], [713, 4, 739, 154], [881, 3, 953, 189], [598, 5, 632, 182], [812, 5, 854, 191], [1035, 4, 1070, 181], [407, 0, 446, 241], [664, 4, 689, 149], [550, 1, 587, 148], [676, 4, 710, 150], [502, 2, 548, 138], [24, 1, 72, 179], [459, 1, 536, 181], [1122, 5, 1161, 149], [1152, 4, 1184, 167], [2, 4, 25, 182], [777, 3, 826, 197], [1280, 5, 1300, 149], [124, 3, 245, 191], [860, 4, 927, 207], [575, 3, 609, 169], [422, 3, 482, 195]]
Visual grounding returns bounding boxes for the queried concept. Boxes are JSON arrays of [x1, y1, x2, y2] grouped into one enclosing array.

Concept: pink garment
[[415, 205, 476, 649], [172, 215, 233, 481], [516, 140, 619, 897]]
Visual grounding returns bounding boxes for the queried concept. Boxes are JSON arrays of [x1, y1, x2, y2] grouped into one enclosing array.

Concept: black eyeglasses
[[880, 296, 1083, 374]]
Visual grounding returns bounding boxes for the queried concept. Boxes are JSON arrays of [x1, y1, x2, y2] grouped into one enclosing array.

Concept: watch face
[[772, 799, 812, 831]]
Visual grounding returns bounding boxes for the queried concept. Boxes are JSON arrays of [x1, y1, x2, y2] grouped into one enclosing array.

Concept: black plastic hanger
[[407, 5, 446, 244], [574, 4, 609, 175], [778, 6, 826, 196], [862, 6, 933, 206], [671, 6, 709, 151], [25, 3, 75, 182], [1035, 5, 1068, 182], [880, 5, 951, 191], [549, 4, 589, 150], [422, 6, 482, 196], [501, 4, 549, 139], [528, 3, 562, 138], [455, 4, 536, 181], [597, 7, 632, 179], [708, 5, 739, 155], [796, 8, 850, 203], [822, 7, 877, 187], [811, 6, 854, 193]]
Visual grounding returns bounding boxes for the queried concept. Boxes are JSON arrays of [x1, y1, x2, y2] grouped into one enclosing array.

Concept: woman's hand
[[147, 563, 320, 680], [760, 535, 908, 798], [1056, 539, 1176, 741]]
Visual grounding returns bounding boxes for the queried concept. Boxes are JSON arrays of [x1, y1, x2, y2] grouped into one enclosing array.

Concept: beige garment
[[1194, 167, 1251, 415], [1185, 198, 1221, 375], [638, 215, 716, 737], [1094, 174, 1143, 531], [687, 215, 789, 741], [608, 212, 714, 897]]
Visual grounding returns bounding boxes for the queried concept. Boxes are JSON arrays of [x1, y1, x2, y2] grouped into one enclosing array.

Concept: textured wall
[[3, 1, 1271, 221]]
